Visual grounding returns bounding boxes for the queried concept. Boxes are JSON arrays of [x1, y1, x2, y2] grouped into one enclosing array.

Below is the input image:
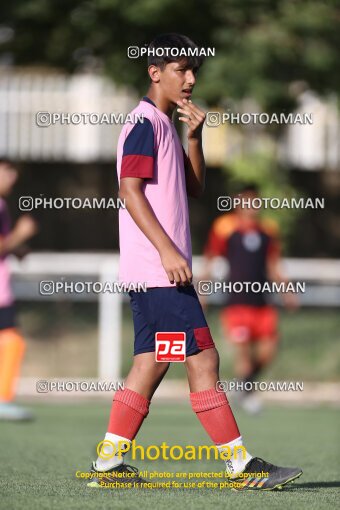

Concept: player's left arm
[[177, 99, 206, 198], [266, 228, 299, 310]]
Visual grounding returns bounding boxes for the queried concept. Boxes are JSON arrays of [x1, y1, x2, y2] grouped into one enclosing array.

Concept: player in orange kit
[[203, 183, 298, 413]]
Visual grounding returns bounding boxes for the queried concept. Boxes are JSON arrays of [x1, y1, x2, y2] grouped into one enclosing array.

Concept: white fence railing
[[8, 253, 340, 380]]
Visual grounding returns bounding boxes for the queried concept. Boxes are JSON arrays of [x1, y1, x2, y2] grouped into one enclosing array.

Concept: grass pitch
[[0, 402, 339, 510]]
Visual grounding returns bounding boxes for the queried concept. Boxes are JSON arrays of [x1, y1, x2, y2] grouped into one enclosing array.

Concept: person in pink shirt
[[0, 159, 38, 421], [89, 34, 302, 491]]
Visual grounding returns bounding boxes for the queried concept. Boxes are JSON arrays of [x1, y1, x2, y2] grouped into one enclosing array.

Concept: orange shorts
[[221, 305, 278, 344]]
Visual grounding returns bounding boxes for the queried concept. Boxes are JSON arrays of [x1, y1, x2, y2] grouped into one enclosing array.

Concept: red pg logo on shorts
[[155, 332, 186, 362]]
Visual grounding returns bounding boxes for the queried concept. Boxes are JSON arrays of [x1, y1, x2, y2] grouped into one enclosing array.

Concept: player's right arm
[[0, 215, 37, 256], [119, 119, 191, 286]]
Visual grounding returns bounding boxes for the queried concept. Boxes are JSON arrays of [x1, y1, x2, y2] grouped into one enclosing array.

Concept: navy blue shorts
[[128, 285, 215, 357]]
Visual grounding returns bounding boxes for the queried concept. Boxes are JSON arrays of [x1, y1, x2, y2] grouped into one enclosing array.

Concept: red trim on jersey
[[120, 154, 154, 179]]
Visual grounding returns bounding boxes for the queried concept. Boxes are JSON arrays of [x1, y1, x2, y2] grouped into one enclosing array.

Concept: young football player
[[0, 159, 38, 421], [203, 184, 298, 413], [89, 34, 302, 491]]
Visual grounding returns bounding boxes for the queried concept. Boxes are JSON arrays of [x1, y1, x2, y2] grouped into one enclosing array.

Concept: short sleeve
[[120, 118, 155, 179]]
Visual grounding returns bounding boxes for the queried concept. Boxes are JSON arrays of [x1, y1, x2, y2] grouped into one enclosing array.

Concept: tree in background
[[1, 0, 339, 113], [1, 0, 339, 255]]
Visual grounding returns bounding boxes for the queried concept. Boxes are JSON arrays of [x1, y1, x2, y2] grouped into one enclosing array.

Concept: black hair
[[147, 33, 204, 71]]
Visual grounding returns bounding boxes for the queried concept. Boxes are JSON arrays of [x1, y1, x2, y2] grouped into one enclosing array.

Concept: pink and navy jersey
[[117, 97, 192, 287], [0, 198, 14, 307]]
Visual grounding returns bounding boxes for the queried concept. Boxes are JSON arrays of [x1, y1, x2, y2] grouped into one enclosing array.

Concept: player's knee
[[258, 352, 274, 366], [154, 361, 170, 377], [186, 348, 219, 376], [133, 358, 169, 376], [257, 342, 277, 365]]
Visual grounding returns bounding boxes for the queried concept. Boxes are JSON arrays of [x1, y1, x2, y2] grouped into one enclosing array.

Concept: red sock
[[190, 387, 240, 444], [107, 388, 150, 440]]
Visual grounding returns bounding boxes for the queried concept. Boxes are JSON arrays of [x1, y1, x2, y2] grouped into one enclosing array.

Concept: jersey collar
[[141, 96, 173, 124], [142, 96, 156, 107]]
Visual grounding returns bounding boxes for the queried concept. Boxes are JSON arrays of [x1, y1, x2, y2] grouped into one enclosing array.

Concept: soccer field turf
[[0, 402, 339, 510]]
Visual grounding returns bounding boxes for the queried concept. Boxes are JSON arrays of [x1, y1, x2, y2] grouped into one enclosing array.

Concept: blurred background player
[[202, 183, 298, 413], [0, 158, 38, 421]]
